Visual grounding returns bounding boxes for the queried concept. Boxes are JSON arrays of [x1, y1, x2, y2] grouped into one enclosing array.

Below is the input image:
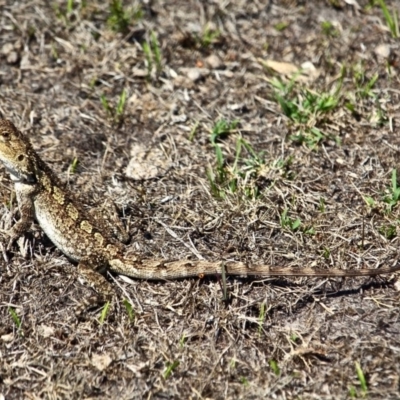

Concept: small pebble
[[205, 54, 223, 69], [374, 44, 390, 59]]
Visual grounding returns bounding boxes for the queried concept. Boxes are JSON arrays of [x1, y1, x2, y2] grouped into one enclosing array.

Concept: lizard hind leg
[[75, 257, 114, 316], [4, 183, 36, 250]]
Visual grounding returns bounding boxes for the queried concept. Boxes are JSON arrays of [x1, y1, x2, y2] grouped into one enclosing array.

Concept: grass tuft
[[377, 0, 399, 38], [100, 89, 127, 124], [107, 0, 143, 34], [142, 31, 162, 80], [270, 77, 341, 148]]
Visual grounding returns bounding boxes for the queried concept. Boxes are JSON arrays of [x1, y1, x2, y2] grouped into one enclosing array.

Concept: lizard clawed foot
[[74, 294, 113, 318], [0, 228, 19, 251], [0, 241, 9, 263], [76, 259, 115, 317]]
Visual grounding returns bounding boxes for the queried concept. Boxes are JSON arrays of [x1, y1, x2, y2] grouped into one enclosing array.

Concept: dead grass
[[1, 0, 400, 398]]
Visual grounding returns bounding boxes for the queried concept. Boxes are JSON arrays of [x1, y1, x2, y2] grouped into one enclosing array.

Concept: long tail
[[109, 257, 400, 280]]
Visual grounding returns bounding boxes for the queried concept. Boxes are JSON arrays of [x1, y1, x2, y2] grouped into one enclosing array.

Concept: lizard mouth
[[10, 174, 36, 184], [5, 164, 36, 184], [21, 174, 37, 184], [13, 173, 37, 184]]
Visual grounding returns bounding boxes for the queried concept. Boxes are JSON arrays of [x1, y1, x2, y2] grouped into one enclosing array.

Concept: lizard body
[[0, 120, 398, 309]]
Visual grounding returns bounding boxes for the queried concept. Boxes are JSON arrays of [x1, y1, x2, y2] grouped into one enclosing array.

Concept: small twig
[[221, 262, 227, 302]]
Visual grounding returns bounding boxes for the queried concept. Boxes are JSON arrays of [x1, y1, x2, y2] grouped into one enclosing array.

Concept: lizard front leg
[[75, 256, 114, 315], [5, 184, 36, 250]]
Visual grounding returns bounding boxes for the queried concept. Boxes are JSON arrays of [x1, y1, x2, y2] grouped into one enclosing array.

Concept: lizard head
[[0, 120, 37, 184]]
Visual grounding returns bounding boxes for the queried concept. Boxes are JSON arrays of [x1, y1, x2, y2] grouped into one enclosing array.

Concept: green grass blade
[[123, 299, 135, 322], [9, 307, 21, 329], [99, 301, 110, 323], [164, 360, 179, 379], [355, 361, 368, 396]]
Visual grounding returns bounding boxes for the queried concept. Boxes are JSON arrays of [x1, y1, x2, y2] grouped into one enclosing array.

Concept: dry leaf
[[92, 353, 112, 371], [258, 59, 299, 75]]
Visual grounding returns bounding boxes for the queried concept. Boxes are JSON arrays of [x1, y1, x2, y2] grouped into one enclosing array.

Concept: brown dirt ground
[[1, 0, 400, 398]]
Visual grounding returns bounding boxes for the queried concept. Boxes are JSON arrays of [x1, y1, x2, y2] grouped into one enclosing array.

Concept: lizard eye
[[1, 131, 10, 140], [17, 154, 24, 161]]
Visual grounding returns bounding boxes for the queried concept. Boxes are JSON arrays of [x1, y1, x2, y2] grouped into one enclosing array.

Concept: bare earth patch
[[1, 0, 400, 398]]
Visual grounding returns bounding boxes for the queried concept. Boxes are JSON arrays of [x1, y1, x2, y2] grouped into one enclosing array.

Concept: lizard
[[0, 119, 399, 311]]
